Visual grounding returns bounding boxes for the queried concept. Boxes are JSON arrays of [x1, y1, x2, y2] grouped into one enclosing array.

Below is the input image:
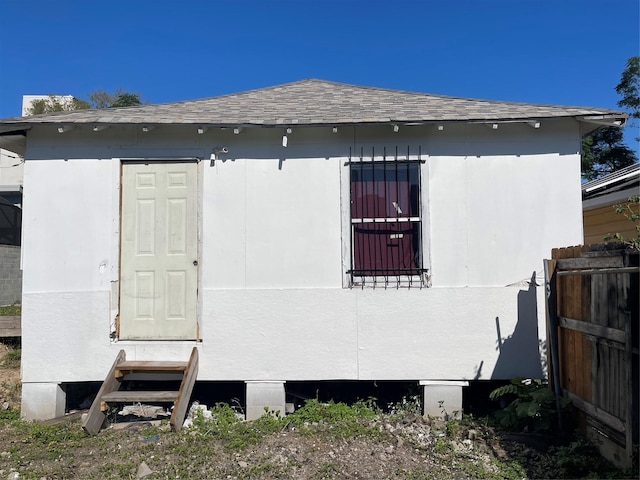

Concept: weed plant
[[1, 348, 20, 368], [189, 398, 382, 451], [490, 377, 570, 432]]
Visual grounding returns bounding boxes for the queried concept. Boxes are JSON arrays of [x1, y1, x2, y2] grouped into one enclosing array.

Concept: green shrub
[[288, 398, 377, 425], [490, 377, 570, 431], [285, 399, 381, 439]]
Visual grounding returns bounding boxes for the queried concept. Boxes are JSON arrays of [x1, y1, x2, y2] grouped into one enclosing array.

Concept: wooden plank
[[566, 390, 625, 433], [557, 266, 640, 276], [574, 327, 586, 399], [101, 390, 180, 403], [590, 336, 598, 409], [582, 333, 592, 403], [170, 347, 198, 432], [82, 350, 127, 435], [38, 409, 87, 426], [115, 361, 187, 376], [544, 258, 555, 395], [623, 310, 633, 467], [580, 275, 593, 403], [592, 272, 609, 327], [116, 372, 184, 381], [586, 419, 629, 470], [607, 345, 619, 418], [567, 256, 581, 320], [581, 273, 591, 324], [544, 259, 562, 403], [595, 341, 606, 416], [558, 317, 626, 344], [560, 255, 577, 392], [615, 272, 630, 330], [557, 256, 624, 270], [585, 335, 637, 353], [567, 329, 577, 393], [0, 316, 20, 337]]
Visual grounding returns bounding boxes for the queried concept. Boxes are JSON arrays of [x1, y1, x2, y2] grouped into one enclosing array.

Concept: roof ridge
[[81, 78, 622, 114]]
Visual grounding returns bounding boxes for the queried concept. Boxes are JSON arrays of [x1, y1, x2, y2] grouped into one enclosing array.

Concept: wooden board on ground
[[0, 316, 20, 337]]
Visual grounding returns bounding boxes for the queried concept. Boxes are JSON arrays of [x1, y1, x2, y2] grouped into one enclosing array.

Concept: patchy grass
[[0, 356, 635, 480], [0, 348, 20, 368], [0, 305, 20, 316], [0, 401, 636, 479]]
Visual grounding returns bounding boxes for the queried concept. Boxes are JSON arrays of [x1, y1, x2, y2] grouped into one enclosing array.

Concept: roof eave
[[0, 129, 28, 156], [577, 114, 628, 135], [4, 114, 606, 129]]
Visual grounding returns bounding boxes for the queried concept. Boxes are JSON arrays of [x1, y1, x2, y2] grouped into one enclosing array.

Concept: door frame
[[115, 157, 202, 341]]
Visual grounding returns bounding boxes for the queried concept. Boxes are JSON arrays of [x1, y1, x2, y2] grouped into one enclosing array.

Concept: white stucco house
[[0, 79, 626, 421]]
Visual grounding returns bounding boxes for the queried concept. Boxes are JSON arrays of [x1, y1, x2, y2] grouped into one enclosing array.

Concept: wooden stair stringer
[[82, 349, 127, 435], [82, 348, 199, 435], [170, 347, 199, 432]]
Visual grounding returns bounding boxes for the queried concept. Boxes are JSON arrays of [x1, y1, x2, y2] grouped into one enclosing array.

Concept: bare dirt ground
[[0, 343, 635, 480], [0, 342, 20, 408]]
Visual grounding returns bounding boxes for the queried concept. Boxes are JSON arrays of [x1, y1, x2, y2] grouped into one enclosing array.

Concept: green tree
[[25, 89, 143, 115], [88, 89, 142, 108], [582, 56, 639, 180], [110, 92, 142, 108], [24, 94, 90, 115], [582, 127, 637, 180], [616, 56, 639, 122]]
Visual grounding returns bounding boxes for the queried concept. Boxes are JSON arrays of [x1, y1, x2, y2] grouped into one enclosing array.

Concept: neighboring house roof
[[0, 79, 627, 131], [582, 163, 640, 209], [582, 163, 640, 198]]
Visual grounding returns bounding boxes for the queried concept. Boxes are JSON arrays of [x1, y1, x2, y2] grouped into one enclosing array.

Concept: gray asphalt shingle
[[0, 79, 625, 127]]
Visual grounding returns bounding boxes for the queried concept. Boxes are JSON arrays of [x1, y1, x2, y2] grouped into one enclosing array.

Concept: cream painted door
[[119, 161, 198, 340]]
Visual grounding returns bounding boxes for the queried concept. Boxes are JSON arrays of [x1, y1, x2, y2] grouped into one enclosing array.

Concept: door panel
[[120, 162, 198, 340]]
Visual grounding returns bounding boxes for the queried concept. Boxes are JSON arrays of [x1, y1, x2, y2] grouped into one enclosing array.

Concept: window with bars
[[348, 155, 426, 288]]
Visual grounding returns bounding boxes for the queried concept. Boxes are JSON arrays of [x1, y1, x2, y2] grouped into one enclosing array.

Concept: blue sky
[[0, 0, 638, 149]]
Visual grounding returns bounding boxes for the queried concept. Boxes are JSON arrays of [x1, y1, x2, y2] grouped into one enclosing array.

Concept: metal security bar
[[347, 146, 428, 289]]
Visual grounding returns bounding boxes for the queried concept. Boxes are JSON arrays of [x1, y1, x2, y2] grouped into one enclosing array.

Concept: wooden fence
[[545, 245, 638, 469]]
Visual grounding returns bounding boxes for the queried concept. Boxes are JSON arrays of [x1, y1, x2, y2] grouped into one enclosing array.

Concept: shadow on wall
[[491, 272, 545, 380]]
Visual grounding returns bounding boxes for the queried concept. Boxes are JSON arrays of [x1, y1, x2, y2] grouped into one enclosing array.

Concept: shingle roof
[[582, 163, 640, 199], [0, 79, 626, 128]]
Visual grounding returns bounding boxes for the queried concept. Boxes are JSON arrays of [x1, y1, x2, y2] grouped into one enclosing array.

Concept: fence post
[[544, 258, 563, 431]]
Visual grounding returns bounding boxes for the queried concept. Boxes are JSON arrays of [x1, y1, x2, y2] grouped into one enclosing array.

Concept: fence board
[[558, 317, 625, 343], [548, 246, 638, 469], [556, 257, 624, 269]]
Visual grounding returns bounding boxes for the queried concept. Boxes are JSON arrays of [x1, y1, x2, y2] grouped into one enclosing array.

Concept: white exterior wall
[[20, 120, 583, 393]]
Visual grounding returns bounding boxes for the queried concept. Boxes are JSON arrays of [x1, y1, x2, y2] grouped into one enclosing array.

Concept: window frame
[[342, 147, 430, 289]]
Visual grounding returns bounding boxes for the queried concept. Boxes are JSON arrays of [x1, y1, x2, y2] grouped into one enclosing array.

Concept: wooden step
[[101, 390, 180, 403], [82, 347, 199, 435], [116, 361, 188, 371], [115, 361, 187, 377]]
